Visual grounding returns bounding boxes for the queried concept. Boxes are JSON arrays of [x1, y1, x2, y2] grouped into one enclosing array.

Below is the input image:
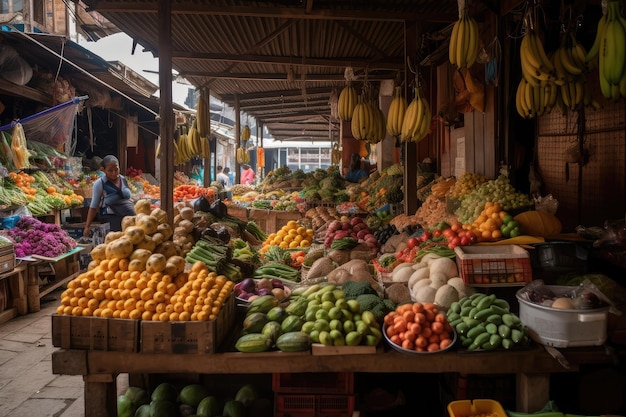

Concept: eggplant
[[208, 199, 228, 218], [271, 279, 285, 289], [193, 195, 212, 212]]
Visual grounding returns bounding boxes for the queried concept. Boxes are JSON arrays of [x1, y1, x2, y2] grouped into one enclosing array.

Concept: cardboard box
[[63, 222, 110, 246], [51, 315, 140, 352], [454, 245, 532, 286], [140, 294, 235, 354]]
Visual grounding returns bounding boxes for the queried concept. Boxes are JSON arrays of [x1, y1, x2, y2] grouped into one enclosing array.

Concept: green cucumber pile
[[447, 293, 530, 351]]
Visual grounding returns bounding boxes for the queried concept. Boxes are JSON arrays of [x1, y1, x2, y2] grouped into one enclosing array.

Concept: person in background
[[83, 155, 136, 235], [344, 152, 369, 183], [217, 166, 231, 188], [241, 163, 255, 185]]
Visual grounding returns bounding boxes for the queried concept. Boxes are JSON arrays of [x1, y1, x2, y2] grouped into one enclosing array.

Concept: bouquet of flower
[[6, 216, 76, 258]]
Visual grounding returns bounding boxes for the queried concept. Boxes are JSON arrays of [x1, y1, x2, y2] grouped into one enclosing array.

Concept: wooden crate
[[248, 208, 270, 234], [140, 294, 235, 354], [51, 315, 140, 352]]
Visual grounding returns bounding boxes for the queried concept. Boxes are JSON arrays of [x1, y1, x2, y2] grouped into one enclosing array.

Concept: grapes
[[454, 175, 532, 224], [449, 172, 488, 199]]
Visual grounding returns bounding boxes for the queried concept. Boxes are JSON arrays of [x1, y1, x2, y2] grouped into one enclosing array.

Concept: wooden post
[[83, 374, 117, 417], [202, 88, 212, 187], [403, 21, 419, 215], [158, 0, 174, 225], [235, 95, 241, 185]]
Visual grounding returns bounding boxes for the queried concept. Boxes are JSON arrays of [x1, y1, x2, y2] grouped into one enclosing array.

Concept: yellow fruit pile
[[463, 202, 507, 242], [56, 260, 233, 322], [262, 220, 314, 250]]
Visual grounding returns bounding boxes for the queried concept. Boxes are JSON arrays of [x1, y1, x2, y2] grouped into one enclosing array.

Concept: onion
[[239, 278, 256, 294]]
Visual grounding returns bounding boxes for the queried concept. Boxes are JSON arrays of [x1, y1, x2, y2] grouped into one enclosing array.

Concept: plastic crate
[[454, 245, 532, 286], [447, 399, 507, 417], [273, 372, 354, 394], [275, 394, 354, 416]]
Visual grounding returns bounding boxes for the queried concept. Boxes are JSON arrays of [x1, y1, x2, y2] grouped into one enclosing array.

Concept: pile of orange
[[57, 260, 233, 322], [463, 202, 509, 242]]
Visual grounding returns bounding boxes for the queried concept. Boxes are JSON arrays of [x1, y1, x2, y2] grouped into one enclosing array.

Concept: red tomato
[[442, 228, 455, 239], [420, 231, 431, 242], [460, 236, 470, 246], [407, 237, 419, 249], [433, 230, 442, 238]]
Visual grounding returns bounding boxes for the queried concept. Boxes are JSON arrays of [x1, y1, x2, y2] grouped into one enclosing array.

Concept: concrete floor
[[0, 289, 128, 417]]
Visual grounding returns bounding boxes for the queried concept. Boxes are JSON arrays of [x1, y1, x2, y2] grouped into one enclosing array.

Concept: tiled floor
[[0, 289, 127, 417]]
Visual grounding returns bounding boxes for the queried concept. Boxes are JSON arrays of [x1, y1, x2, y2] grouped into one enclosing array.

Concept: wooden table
[[0, 263, 28, 324], [24, 246, 85, 313], [51, 345, 616, 417]]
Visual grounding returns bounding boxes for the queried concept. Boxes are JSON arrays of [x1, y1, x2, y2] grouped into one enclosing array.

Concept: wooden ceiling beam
[[220, 87, 332, 102], [171, 51, 404, 70], [182, 71, 396, 81], [242, 101, 330, 112], [85, 1, 456, 23], [260, 112, 330, 122]]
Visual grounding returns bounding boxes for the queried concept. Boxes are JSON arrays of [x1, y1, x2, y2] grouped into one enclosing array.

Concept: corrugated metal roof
[[75, 0, 493, 142]]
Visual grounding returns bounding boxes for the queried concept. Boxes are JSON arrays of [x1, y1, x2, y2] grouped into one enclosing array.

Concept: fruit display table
[[51, 345, 614, 417]]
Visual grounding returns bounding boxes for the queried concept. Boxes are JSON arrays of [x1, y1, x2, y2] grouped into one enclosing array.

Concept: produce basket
[[447, 399, 507, 417], [454, 245, 532, 286]]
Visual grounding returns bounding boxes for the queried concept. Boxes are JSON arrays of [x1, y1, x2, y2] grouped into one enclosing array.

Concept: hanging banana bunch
[[449, 0, 480, 69], [236, 146, 250, 164], [338, 83, 357, 121], [586, 0, 626, 100], [241, 124, 251, 141], [401, 85, 431, 143], [367, 104, 386, 144], [196, 93, 210, 138], [386, 86, 407, 137], [350, 95, 370, 140]]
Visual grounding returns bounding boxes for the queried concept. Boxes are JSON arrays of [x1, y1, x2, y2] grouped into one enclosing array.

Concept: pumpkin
[[105, 237, 134, 259], [146, 253, 167, 273], [134, 199, 152, 215], [513, 210, 562, 237]]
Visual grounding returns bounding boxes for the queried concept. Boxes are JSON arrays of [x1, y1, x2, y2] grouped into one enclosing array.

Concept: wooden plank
[[0, 307, 17, 325], [464, 111, 475, 174], [83, 375, 117, 417], [474, 111, 485, 175], [484, 86, 497, 178], [516, 373, 551, 413], [52, 349, 88, 375]]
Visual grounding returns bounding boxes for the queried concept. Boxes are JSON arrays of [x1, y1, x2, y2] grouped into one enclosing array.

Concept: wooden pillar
[[83, 374, 117, 417], [403, 21, 419, 215], [202, 88, 212, 187], [340, 121, 361, 176], [378, 79, 396, 170], [234, 95, 241, 185], [158, 0, 174, 224]]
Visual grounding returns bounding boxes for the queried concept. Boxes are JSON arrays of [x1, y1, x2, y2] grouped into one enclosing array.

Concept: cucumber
[[461, 336, 474, 348], [489, 334, 502, 348], [473, 308, 493, 322], [492, 298, 510, 311], [476, 294, 497, 311], [470, 293, 487, 306], [473, 331, 491, 347], [449, 318, 463, 329], [446, 311, 460, 323], [235, 334, 273, 353], [462, 317, 480, 328], [501, 313, 516, 328], [489, 304, 509, 316], [460, 306, 473, 317], [468, 307, 479, 320], [467, 324, 487, 340], [455, 322, 469, 336], [485, 323, 498, 335], [486, 314, 503, 325], [449, 301, 461, 314], [499, 324, 512, 339], [276, 331, 312, 352], [511, 329, 523, 343], [501, 338, 514, 349]]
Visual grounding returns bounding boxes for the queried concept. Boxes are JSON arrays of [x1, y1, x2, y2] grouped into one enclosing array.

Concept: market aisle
[[0, 288, 128, 417]]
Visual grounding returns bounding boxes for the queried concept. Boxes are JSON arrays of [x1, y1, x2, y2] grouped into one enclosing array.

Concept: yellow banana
[[449, 18, 461, 66], [338, 84, 357, 121], [515, 78, 528, 118], [587, 13, 608, 62], [466, 15, 480, 68], [386, 86, 407, 137], [558, 45, 582, 76], [529, 30, 555, 74], [401, 96, 419, 142], [456, 13, 468, 68]]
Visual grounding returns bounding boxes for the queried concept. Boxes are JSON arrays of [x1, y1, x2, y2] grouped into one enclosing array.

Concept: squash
[[392, 265, 414, 283], [135, 214, 159, 235], [146, 253, 167, 273], [105, 237, 134, 259], [429, 272, 448, 289], [124, 226, 146, 245], [408, 268, 430, 289], [121, 216, 136, 231], [434, 284, 459, 309], [91, 243, 108, 262], [411, 278, 432, 295], [514, 210, 562, 237], [134, 199, 152, 215], [446, 277, 468, 298]]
